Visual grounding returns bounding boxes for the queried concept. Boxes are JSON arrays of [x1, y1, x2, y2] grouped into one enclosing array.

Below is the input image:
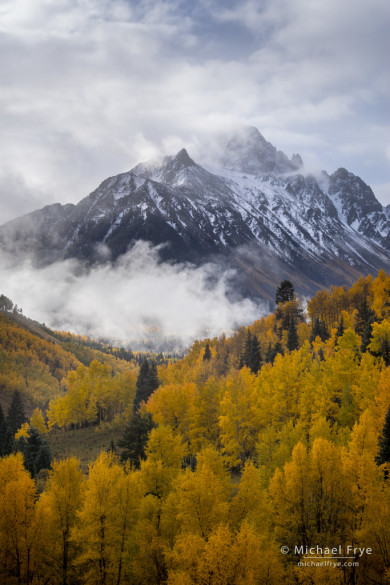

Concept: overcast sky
[[0, 0, 389, 224]]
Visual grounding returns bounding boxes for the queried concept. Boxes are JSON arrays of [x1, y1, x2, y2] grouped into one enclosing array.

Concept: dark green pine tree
[[148, 360, 160, 394], [265, 342, 274, 364], [380, 335, 390, 367], [310, 318, 329, 343], [264, 341, 284, 364], [361, 318, 375, 353], [0, 403, 14, 456], [118, 412, 156, 468], [133, 360, 160, 413], [242, 330, 262, 374], [250, 334, 262, 374], [203, 343, 212, 361], [242, 330, 253, 368], [287, 317, 299, 351], [355, 299, 377, 335], [275, 280, 295, 305], [17, 426, 52, 477], [376, 403, 390, 470], [274, 341, 284, 358], [335, 317, 345, 343], [7, 390, 27, 436]]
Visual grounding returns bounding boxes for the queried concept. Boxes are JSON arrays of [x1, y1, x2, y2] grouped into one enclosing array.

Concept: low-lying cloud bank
[[1, 242, 266, 351]]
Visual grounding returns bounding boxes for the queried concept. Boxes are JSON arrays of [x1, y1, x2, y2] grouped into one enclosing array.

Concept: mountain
[[1, 127, 389, 300]]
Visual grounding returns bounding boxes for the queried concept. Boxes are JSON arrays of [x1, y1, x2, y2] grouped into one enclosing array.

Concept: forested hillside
[[0, 311, 81, 412], [1, 272, 390, 584]]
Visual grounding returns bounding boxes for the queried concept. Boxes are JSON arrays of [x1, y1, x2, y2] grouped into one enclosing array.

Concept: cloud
[[0, 241, 265, 350], [0, 0, 389, 221], [0, 166, 43, 223]]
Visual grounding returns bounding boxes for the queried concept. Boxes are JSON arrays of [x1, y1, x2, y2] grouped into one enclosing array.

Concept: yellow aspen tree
[[166, 533, 206, 585], [309, 438, 353, 544], [0, 453, 45, 585], [146, 382, 197, 442], [232, 523, 285, 585], [372, 270, 390, 318], [269, 442, 312, 549], [71, 452, 132, 585], [139, 425, 185, 500], [174, 456, 230, 539], [132, 427, 185, 585], [356, 480, 390, 585], [368, 320, 390, 365], [188, 377, 221, 452], [196, 525, 236, 585], [30, 407, 48, 434], [15, 421, 30, 439], [219, 367, 258, 467], [131, 494, 169, 585], [38, 457, 86, 585], [351, 352, 380, 415], [344, 408, 383, 531], [229, 461, 267, 531]]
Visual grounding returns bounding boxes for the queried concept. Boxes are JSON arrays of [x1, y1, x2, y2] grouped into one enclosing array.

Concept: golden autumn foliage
[[0, 313, 80, 408], [1, 272, 390, 584], [47, 360, 137, 429]]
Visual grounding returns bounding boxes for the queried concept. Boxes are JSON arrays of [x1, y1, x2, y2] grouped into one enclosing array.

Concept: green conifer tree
[[17, 426, 52, 477], [275, 280, 295, 305], [242, 330, 261, 374], [7, 390, 27, 436], [133, 359, 160, 413], [355, 299, 376, 335], [0, 403, 13, 456], [361, 318, 375, 353], [335, 317, 345, 342], [310, 318, 329, 343], [287, 317, 299, 351], [203, 343, 212, 361], [118, 412, 156, 468], [376, 404, 390, 468]]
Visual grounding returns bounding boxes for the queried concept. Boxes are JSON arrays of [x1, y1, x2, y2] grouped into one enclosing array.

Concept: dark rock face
[[1, 127, 389, 301]]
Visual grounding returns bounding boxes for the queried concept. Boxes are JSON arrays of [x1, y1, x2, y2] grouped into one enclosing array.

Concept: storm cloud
[[0, 0, 389, 222]]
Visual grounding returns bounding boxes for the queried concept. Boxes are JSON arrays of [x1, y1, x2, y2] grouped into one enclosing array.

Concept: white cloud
[[0, 241, 265, 350], [0, 0, 389, 214]]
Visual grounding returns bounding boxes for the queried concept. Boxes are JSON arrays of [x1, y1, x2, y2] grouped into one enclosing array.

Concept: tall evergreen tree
[[310, 318, 329, 343], [242, 330, 253, 368], [361, 318, 375, 353], [118, 412, 156, 468], [17, 426, 52, 477], [0, 403, 13, 456], [7, 390, 27, 436], [355, 299, 376, 335], [242, 330, 262, 374], [376, 404, 390, 469], [264, 341, 284, 364], [335, 317, 345, 342], [287, 317, 299, 351], [203, 343, 212, 361], [275, 280, 295, 305], [265, 342, 274, 364], [133, 359, 160, 413]]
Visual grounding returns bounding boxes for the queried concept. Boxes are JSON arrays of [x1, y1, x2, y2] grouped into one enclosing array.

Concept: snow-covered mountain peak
[[1, 125, 389, 301], [220, 126, 303, 175]]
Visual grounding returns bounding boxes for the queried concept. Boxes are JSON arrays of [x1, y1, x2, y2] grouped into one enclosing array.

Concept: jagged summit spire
[[221, 126, 303, 175], [173, 148, 196, 169]]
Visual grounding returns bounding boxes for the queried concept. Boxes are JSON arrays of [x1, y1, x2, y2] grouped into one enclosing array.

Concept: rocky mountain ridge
[[1, 127, 389, 300]]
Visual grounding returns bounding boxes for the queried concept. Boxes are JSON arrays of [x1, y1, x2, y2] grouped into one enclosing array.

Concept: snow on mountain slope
[[0, 127, 389, 300]]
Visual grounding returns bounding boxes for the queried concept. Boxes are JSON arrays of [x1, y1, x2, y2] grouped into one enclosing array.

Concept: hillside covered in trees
[[1, 272, 390, 584]]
